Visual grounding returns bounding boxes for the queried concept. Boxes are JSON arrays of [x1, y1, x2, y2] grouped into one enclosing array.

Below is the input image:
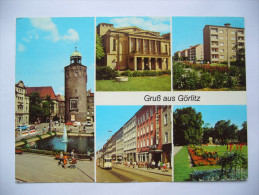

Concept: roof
[[56, 94, 65, 102], [26, 87, 57, 100], [204, 24, 244, 30]]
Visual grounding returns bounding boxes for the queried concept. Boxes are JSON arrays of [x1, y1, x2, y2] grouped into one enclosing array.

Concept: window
[[143, 114, 145, 121], [232, 50, 236, 53], [70, 99, 78, 110], [231, 31, 235, 35], [220, 55, 224, 59], [113, 39, 116, 51], [147, 139, 149, 147], [164, 114, 168, 125], [231, 37, 236, 41], [220, 49, 224, 52], [219, 30, 224, 33], [219, 42, 224, 46], [147, 124, 149, 133], [146, 111, 149, 119], [232, 43, 235, 47], [151, 137, 153, 146], [151, 122, 153, 131], [144, 127, 145, 134], [141, 128, 142, 136], [165, 132, 168, 143], [144, 139, 146, 147], [219, 36, 224, 40], [150, 108, 153, 116]]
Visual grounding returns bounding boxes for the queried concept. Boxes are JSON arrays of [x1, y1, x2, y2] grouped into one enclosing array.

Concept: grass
[[96, 75, 171, 91], [174, 145, 248, 182]]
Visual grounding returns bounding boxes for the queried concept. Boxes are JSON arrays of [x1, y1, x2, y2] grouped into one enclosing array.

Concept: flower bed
[[183, 62, 229, 74], [188, 145, 219, 166]]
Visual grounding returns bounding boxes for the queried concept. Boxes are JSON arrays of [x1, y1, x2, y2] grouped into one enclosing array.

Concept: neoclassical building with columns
[[97, 23, 171, 71]]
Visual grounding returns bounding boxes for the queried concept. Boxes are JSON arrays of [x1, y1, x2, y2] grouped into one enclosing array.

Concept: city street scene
[[173, 105, 247, 181], [15, 17, 95, 182], [96, 106, 172, 182], [96, 17, 172, 91], [172, 17, 246, 91]]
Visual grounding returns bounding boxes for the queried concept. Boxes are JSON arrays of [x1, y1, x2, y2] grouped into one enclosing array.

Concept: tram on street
[[97, 156, 112, 169]]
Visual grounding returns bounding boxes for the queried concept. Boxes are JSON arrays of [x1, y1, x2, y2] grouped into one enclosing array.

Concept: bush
[[96, 66, 119, 80], [199, 72, 212, 88], [229, 66, 239, 77], [239, 68, 246, 87], [132, 71, 143, 77], [173, 63, 186, 90], [185, 71, 199, 90], [162, 70, 171, 75], [226, 76, 237, 88], [120, 69, 132, 77], [213, 72, 227, 88]]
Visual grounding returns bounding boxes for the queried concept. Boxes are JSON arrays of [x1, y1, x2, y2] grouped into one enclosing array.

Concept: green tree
[[173, 107, 204, 145], [29, 92, 44, 123], [214, 120, 238, 144], [173, 52, 179, 61], [96, 33, 105, 65], [42, 95, 54, 123], [238, 121, 247, 143]]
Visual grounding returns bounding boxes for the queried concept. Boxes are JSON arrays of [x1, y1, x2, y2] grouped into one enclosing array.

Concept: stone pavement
[[173, 146, 183, 156], [113, 163, 172, 177], [15, 153, 94, 183]]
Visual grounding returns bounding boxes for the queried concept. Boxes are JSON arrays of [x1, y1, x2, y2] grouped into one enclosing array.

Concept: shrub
[[213, 72, 227, 88], [225, 76, 237, 88], [161, 70, 171, 75], [173, 63, 186, 90], [96, 66, 119, 80], [185, 71, 199, 90], [239, 68, 246, 87], [132, 71, 143, 77], [199, 72, 212, 88], [120, 69, 132, 77], [229, 66, 239, 77], [142, 70, 158, 76]]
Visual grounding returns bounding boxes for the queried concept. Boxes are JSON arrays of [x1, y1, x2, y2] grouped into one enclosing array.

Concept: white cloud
[[62, 29, 79, 42], [110, 17, 170, 33], [30, 18, 60, 42], [22, 37, 30, 42], [17, 43, 26, 52]]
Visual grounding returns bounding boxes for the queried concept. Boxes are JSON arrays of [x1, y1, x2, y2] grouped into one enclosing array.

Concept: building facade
[[97, 23, 171, 71], [56, 94, 65, 123], [136, 106, 162, 164], [123, 115, 137, 162], [86, 90, 94, 124], [175, 44, 203, 62], [161, 106, 172, 164], [203, 23, 245, 63], [116, 128, 124, 163], [65, 48, 87, 123], [15, 81, 30, 127]]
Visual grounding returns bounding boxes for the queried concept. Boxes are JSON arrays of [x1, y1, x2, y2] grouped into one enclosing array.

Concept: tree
[[42, 95, 54, 123], [173, 107, 204, 145], [173, 52, 179, 61], [238, 121, 247, 143], [214, 120, 238, 144], [29, 92, 44, 123], [96, 33, 105, 65]]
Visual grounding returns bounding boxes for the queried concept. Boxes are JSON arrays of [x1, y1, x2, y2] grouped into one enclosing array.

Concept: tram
[[97, 156, 112, 169]]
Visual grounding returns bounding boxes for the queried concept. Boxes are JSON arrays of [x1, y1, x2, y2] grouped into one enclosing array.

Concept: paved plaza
[[15, 153, 94, 183]]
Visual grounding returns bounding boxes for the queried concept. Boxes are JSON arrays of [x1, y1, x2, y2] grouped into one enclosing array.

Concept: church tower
[[65, 47, 87, 123]]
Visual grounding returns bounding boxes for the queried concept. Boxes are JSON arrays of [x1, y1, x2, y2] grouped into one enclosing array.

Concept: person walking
[[71, 149, 75, 159], [158, 161, 161, 170], [58, 152, 63, 165], [62, 155, 68, 168]]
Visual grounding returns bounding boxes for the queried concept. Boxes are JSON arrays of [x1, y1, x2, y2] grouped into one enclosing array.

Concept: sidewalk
[[113, 163, 172, 177]]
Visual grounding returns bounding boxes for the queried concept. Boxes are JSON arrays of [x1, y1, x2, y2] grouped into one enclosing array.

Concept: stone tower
[[65, 47, 87, 123]]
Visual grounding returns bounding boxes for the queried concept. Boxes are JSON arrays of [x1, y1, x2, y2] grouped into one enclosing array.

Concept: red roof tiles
[[26, 87, 57, 100]]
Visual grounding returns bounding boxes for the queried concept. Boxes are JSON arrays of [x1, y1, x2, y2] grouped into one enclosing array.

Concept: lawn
[[96, 75, 171, 91], [174, 145, 248, 181]]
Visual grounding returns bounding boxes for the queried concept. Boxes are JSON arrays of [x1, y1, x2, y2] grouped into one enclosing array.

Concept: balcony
[[210, 30, 218, 34], [211, 51, 219, 54]]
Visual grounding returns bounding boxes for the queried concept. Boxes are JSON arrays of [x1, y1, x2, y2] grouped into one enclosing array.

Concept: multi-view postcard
[[14, 17, 247, 183]]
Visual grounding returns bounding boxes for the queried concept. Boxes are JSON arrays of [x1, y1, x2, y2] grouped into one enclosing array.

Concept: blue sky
[[172, 17, 244, 53], [173, 105, 247, 129], [16, 17, 95, 95], [96, 105, 142, 150], [96, 17, 171, 34]]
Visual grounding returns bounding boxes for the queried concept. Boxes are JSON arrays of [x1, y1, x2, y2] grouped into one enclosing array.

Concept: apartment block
[[203, 23, 245, 63]]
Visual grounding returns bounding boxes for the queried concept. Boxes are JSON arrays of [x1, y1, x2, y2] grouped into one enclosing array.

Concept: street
[[96, 164, 172, 183], [15, 153, 95, 183]]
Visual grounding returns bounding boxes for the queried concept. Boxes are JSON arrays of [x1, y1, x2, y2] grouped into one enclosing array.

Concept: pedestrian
[[152, 160, 155, 169], [167, 162, 170, 170], [160, 161, 163, 170], [162, 162, 166, 172], [158, 161, 161, 170], [58, 152, 63, 165], [71, 149, 75, 159], [63, 155, 68, 168]]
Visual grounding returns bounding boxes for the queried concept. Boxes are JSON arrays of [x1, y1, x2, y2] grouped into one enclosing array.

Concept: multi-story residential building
[[97, 23, 171, 71], [86, 90, 94, 124], [161, 106, 172, 164], [15, 81, 30, 127], [136, 106, 162, 164], [180, 49, 188, 59], [116, 128, 124, 163], [187, 44, 203, 62], [203, 23, 245, 64], [123, 115, 137, 162]]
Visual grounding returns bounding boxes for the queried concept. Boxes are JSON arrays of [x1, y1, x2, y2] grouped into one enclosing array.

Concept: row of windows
[[123, 120, 136, 133], [124, 131, 136, 142], [137, 107, 154, 125], [124, 142, 136, 150], [138, 122, 154, 137]]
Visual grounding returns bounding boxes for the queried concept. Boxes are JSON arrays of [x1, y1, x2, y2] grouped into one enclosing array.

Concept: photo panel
[[96, 105, 172, 182], [173, 105, 247, 182], [96, 17, 172, 92], [172, 17, 246, 91], [15, 17, 95, 183]]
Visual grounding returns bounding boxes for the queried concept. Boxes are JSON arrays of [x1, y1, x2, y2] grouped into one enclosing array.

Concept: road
[[15, 153, 95, 183], [96, 164, 172, 183]]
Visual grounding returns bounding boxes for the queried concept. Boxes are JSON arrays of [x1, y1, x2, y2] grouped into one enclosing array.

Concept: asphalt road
[[96, 165, 172, 183]]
